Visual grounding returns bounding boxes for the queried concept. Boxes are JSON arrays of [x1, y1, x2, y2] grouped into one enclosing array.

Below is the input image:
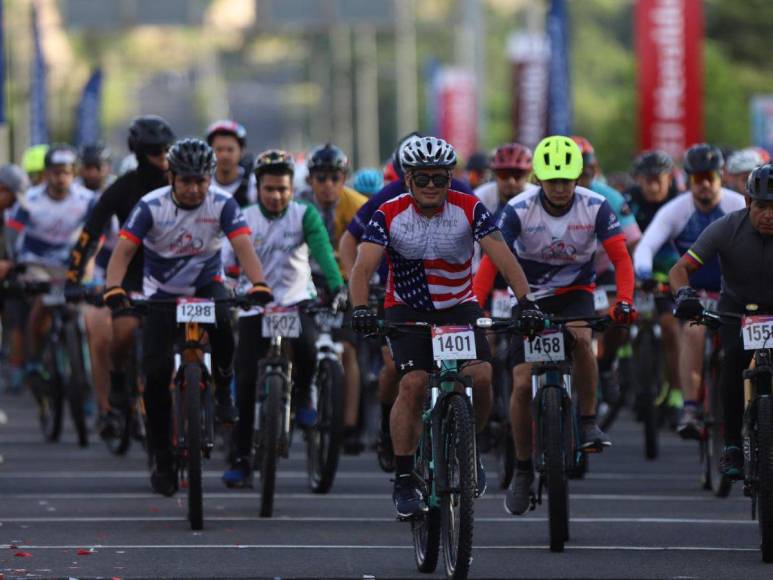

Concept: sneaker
[[215, 390, 238, 425], [719, 445, 744, 480], [580, 422, 612, 450], [676, 407, 703, 440], [342, 428, 365, 455], [504, 468, 535, 515], [150, 451, 178, 496], [393, 473, 427, 520], [98, 408, 125, 440], [222, 456, 253, 488], [476, 454, 487, 498], [295, 406, 318, 429]]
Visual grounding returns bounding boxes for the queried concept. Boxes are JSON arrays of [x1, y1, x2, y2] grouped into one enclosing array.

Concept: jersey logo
[[541, 239, 577, 262], [169, 228, 204, 255]]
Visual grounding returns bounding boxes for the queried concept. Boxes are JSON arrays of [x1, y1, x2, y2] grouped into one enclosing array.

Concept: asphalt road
[[0, 389, 770, 580]]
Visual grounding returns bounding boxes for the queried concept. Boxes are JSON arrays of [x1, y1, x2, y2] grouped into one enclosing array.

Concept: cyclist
[[339, 133, 476, 469], [21, 144, 48, 186], [473, 135, 636, 516], [352, 167, 383, 197], [669, 163, 773, 477], [465, 151, 490, 189], [573, 136, 642, 398], [205, 120, 256, 207], [634, 143, 745, 438], [77, 142, 115, 193], [474, 143, 533, 218], [298, 143, 367, 454], [723, 148, 763, 195], [103, 138, 272, 496], [221, 149, 346, 487], [7, 145, 96, 401], [624, 150, 682, 412], [349, 136, 534, 518], [66, 115, 176, 438]]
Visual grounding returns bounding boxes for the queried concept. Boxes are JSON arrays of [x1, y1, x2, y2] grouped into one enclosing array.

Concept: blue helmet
[[352, 168, 383, 196]]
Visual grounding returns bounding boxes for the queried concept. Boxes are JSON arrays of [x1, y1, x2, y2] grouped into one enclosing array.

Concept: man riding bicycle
[[349, 136, 533, 519], [669, 163, 773, 478], [221, 149, 346, 487], [474, 135, 636, 516], [634, 143, 745, 438], [103, 138, 272, 496]]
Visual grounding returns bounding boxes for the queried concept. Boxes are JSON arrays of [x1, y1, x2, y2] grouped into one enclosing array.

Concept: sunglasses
[[412, 173, 450, 188], [689, 171, 720, 184], [313, 172, 342, 184], [494, 169, 529, 181]]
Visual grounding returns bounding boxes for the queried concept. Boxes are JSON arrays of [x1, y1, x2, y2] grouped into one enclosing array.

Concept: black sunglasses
[[412, 173, 450, 188], [313, 172, 342, 184]]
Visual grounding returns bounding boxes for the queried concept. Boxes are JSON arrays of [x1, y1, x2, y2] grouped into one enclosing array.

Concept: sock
[[580, 414, 596, 424], [516, 458, 533, 472], [395, 455, 414, 477]]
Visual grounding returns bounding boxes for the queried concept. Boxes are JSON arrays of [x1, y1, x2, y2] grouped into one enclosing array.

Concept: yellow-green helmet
[[533, 135, 583, 181], [22, 144, 49, 174]]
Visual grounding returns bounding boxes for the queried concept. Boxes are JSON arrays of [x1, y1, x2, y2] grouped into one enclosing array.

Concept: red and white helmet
[[490, 143, 532, 171]]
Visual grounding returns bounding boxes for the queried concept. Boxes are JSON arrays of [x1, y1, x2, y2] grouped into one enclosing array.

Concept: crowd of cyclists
[[1, 113, 772, 566]]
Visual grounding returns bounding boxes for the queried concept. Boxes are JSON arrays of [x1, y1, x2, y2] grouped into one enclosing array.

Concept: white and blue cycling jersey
[[120, 185, 250, 297], [7, 182, 96, 268], [633, 188, 745, 291], [498, 186, 623, 296]]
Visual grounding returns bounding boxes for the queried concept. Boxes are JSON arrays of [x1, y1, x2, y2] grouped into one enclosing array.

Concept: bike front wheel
[[543, 386, 570, 552], [258, 373, 285, 518], [184, 364, 204, 530], [440, 394, 476, 580], [306, 358, 345, 494]]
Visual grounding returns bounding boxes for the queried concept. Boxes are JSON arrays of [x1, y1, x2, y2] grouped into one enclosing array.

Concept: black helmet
[[127, 115, 175, 154], [307, 143, 349, 174], [391, 131, 422, 178], [254, 149, 294, 179], [79, 142, 112, 167], [44, 144, 78, 168], [683, 143, 724, 174], [633, 150, 674, 176], [205, 120, 247, 149], [746, 164, 773, 201], [166, 138, 216, 177]]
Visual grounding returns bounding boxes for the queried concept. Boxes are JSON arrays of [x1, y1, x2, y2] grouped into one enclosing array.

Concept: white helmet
[[726, 148, 764, 175], [399, 136, 457, 170]]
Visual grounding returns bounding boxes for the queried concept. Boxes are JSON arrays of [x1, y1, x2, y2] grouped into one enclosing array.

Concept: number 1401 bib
[[431, 325, 477, 361]]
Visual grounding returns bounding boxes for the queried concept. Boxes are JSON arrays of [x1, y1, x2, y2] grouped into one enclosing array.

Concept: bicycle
[[698, 306, 773, 562], [131, 294, 249, 531], [375, 319, 485, 580]]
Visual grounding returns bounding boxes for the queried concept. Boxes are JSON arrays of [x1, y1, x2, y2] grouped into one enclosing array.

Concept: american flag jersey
[[362, 190, 497, 311]]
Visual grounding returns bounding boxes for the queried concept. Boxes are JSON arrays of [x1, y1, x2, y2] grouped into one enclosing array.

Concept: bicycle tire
[[543, 386, 569, 552], [412, 428, 440, 573], [38, 341, 63, 442], [757, 396, 773, 563], [184, 364, 204, 530], [600, 357, 632, 431], [307, 358, 345, 494], [106, 348, 141, 456], [440, 394, 476, 580], [63, 321, 89, 447], [259, 373, 284, 518], [706, 359, 733, 497], [635, 329, 660, 460]]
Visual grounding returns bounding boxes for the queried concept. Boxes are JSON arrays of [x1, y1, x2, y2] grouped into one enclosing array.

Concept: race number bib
[[524, 330, 566, 363], [741, 316, 773, 350], [431, 325, 477, 361], [491, 290, 514, 319], [262, 306, 301, 338], [635, 292, 655, 316], [593, 288, 610, 311], [314, 310, 344, 330], [176, 298, 215, 323]]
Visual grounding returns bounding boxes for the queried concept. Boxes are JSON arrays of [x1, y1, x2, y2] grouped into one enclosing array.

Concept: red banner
[[508, 33, 549, 150], [436, 68, 478, 161], [636, 0, 703, 158]]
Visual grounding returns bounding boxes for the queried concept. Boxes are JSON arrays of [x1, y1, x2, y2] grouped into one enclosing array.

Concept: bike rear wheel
[[705, 364, 733, 497], [543, 386, 569, 552], [184, 364, 204, 530], [440, 394, 475, 580], [63, 321, 89, 447], [259, 373, 284, 518], [306, 358, 345, 494], [37, 342, 63, 442], [757, 396, 773, 563], [412, 428, 440, 573]]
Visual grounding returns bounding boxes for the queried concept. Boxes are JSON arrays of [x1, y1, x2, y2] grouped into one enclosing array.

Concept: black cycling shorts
[[385, 302, 491, 375], [509, 290, 595, 368]]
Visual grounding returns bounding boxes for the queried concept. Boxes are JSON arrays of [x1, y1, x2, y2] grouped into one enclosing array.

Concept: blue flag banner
[[0, 0, 5, 124], [75, 69, 103, 146], [29, 3, 49, 145], [546, 0, 572, 135]]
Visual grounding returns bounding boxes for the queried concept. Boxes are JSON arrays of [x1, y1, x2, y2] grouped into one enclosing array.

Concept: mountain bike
[[378, 319, 483, 580], [698, 307, 773, 562]]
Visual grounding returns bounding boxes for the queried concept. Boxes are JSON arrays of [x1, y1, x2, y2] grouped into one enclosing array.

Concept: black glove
[[351, 306, 378, 335], [515, 299, 545, 337], [612, 301, 637, 325], [330, 285, 349, 313], [674, 286, 703, 320], [103, 286, 129, 313], [247, 281, 274, 306]]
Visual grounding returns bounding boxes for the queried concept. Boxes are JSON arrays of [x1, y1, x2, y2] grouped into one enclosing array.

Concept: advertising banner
[[507, 32, 549, 150]]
